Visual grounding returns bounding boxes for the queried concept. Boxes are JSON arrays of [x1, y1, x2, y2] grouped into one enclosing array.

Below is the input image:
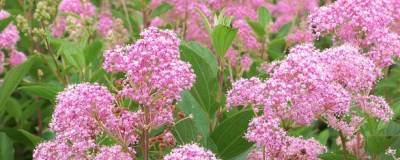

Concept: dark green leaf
[[0, 56, 37, 112], [315, 130, 330, 145], [211, 25, 238, 57], [18, 129, 43, 147], [0, 132, 14, 160], [84, 40, 104, 65], [0, 17, 12, 33], [210, 110, 254, 159], [5, 98, 22, 121], [180, 41, 219, 116], [177, 91, 211, 143], [172, 119, 200, 144], [276, 22, 292, 39], [19, 83, 63, 101], [246, 19, 266, 38], [267, 38, 286, 60]]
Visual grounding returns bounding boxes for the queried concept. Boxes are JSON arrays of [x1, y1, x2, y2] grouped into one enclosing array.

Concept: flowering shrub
[[0, 0, 399, 160]]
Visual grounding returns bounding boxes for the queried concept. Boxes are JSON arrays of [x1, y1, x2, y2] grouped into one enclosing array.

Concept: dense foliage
[[0, 0, 399, 160]]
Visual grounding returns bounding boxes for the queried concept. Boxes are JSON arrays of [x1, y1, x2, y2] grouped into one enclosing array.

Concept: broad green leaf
[[0, 56, 37, 112], [84, 40, 104, 65], [177, 91, 211, 142], [211, 25, 238, 57], [172, 119, 200, 144], [0, 17, 12, 33], [19, 83, 63, 101], [210, 110, 254, 160], [180, 41, 219, 116], [0, 128, 42, 148], [267, 38, 286, 60], [257, 7, 271, 27], [18, 129, 43, 147], [5, 98, 22, 121], [276, 22, 292, 39], [151, 3, 172, 17], [58, 41, 86, 69], [315, 130, 330, 145], [246, 19, 266, 38], [0, 132, 14, 160]]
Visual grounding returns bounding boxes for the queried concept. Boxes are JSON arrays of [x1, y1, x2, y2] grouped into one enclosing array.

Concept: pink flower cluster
[[164, 143, 219, 160], [0, 10, 26, 74], [309, 0, 400, 67], [228, 44, 392, 138], [104, 27, 195, 125], [245, 116, 326, 159], [33, 83, 139, 159], [52, 0, 128, 45]]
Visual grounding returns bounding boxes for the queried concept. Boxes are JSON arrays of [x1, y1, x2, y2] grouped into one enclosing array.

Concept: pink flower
[[94, 146, 133, 160], [285, 137, 327, 160], [0, 24, 20, 49], [150, 17, 164, 27], [355, 95, 393, 122], [245, 116, 288, 157], [240, 54, 253, 72], [58, 0, 96, 17], [8, 50, 26, 67], [49, 83, 115, 140], [97, 12, 114, 37], [164, 143, 219, 160]]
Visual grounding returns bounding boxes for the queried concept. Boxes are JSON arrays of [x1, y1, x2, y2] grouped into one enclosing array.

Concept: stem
[[119, 0, 134, 34], [262, 146, 266, 160], [339, 132, 348, 160], [142, 106, 150, 160], [217, 58, 225, 101], [142, 0, 150, 29]]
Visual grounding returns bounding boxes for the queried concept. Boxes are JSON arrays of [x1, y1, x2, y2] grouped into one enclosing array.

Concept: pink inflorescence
[[94, 146, 133, 160], [164, 143, 219, 160], [58, 0, 96, 17], [8, 51, 27, 67], [0, 22, 20, 49], [104, 27, 195, 126], [34, 83, 138, 159], [308, 0, 400, 68], [97, 12, 114, 37], [228, 43, 393, 137], [245, 115, 327, 159]]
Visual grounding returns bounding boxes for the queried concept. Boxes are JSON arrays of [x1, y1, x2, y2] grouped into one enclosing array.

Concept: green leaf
[[210, 110, 254, 160], [19, 83, 63, 101], [267, 38, 286, 60], [0, 17, 12, 33], [180, 41, 218, 116], [151, 3, 172, 17], [246, 19, 266, 38], [257, 7, 271, 27], [5, 98, 22, 121], [17, 129, 43, 147], [172, 118, 200, 144], [0, 56, 37, 112], [0, 132, 14, 160], [177, 91, 211, 142], [315, 130, 330, 145], [58, 41, 86, 69], [2, 128, 47, 148], [276, 22, 292, 39], [320, 151, 357, 160], [84, 40, 104, 65], [211, 25, 238, 57]]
